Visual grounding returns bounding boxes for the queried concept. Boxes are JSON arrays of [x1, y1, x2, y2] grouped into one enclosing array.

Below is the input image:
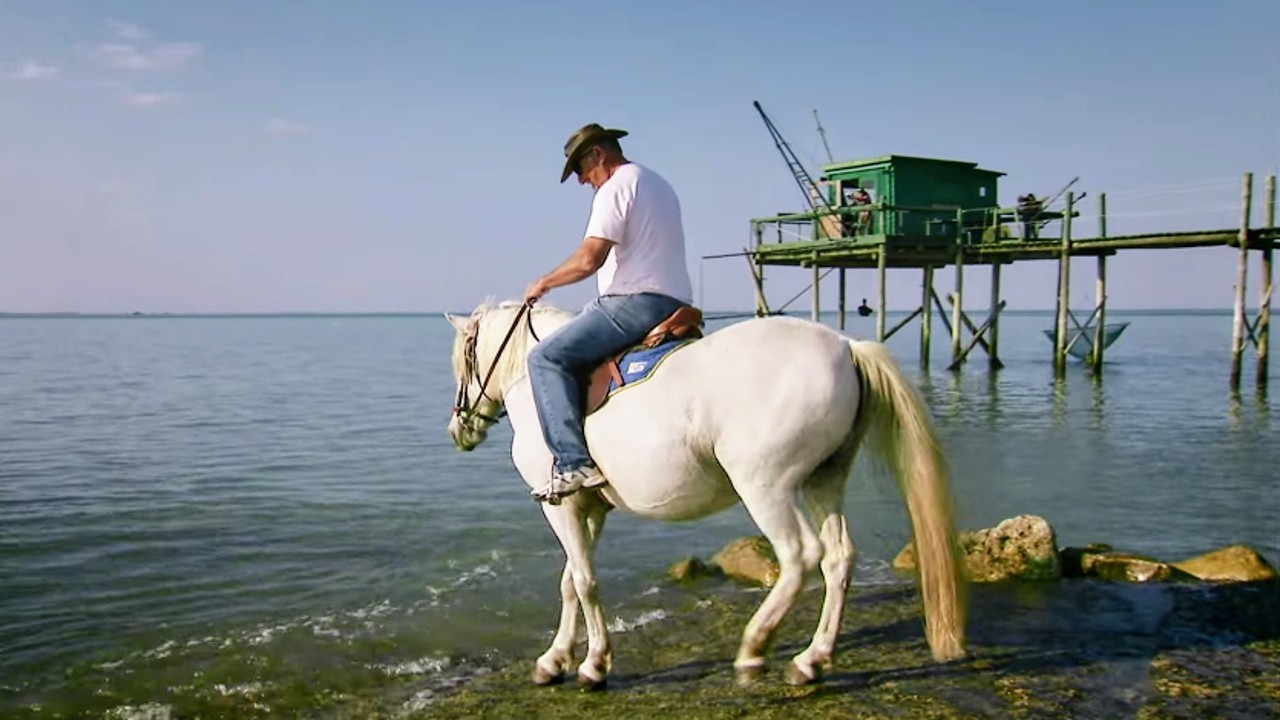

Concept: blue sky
[[1, 0, 1276, 313]]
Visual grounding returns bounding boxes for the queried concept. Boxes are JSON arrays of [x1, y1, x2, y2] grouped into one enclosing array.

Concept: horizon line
[[0, 307, 1250, 318]]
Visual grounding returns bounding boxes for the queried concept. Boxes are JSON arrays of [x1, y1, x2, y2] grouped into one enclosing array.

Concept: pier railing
[[750, 202, 1076, 246]]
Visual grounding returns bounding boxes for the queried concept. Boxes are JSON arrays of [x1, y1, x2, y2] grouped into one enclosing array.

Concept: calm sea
[[1, 310, 1276, 717]]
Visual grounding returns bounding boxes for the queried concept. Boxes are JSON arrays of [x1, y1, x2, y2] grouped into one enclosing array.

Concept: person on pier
[[1017, 193, 1043, 240]]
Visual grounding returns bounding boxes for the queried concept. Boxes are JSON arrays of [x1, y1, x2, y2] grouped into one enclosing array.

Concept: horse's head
[[445, 307, 499, 451], [444, 300, 549, 451]]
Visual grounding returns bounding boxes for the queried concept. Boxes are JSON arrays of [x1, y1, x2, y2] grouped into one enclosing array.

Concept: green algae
[[11, 579, 1278, 718]]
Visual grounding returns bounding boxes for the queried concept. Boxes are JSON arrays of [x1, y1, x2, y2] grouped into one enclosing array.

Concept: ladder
[[752, 100, 836, 219]]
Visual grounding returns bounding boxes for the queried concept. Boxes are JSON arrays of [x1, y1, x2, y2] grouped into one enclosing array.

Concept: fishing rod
[[1031, 176, 1080, 218]]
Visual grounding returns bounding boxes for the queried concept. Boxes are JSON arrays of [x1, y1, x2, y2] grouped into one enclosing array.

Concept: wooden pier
[[728, 156, 1276, 389]]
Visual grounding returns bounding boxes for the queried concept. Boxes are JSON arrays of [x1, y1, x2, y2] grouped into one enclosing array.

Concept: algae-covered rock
[[667, 556, 718, 583], [1080, 551, 1195, 582], [965, 515, 1062, 582], [892, 541, 920, 570], [710, 536, 778, 587], [895, 515, 1061, 582], [1172, 545, 1278, 582], [1060, 543, 1114, 578]]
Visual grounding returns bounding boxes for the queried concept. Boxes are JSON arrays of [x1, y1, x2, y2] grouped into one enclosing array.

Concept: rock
[[1172, 545, 1279, 582], [892, 542, 918, 571], [1060, 543, 1114, 578], [964, 515, 1062, 582], [893, 515, 1061, 582], [711, 536, 779, 588], [1080, 551, 1195, 583], [668, 556, 718, 583]]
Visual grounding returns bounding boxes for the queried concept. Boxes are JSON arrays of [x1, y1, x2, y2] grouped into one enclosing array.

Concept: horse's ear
[[443, 313, 467, 332]]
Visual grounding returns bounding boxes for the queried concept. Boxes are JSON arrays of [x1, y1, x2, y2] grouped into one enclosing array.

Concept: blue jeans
[[528, 292, 687, 474]]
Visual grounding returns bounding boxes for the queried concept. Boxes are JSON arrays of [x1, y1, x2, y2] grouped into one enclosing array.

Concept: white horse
[[445, 300, 966, 689]]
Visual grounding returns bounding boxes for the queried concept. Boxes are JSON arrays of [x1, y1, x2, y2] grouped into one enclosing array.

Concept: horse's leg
[[538, 493, 613, 690], [787, 451, 857, 685], [532, 562, 578, 685], [577, 494, 612, 688], [730, 470, 824, 685]]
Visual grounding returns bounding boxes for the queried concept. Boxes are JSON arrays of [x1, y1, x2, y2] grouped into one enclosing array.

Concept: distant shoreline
[[0, 308, 1242, 319]]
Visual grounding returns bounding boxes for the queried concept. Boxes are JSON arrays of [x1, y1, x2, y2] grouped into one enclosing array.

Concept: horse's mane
[[450, 299, 574, 389]]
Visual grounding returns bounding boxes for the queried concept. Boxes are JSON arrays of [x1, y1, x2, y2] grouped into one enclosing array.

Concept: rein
[[453, 302, 540, 425]]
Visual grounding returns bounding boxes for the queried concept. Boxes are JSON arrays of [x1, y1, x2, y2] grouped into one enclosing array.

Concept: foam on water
[[105, 703, 172, 720], [371, 655, 453, 677], [607, 609, 670, 634]]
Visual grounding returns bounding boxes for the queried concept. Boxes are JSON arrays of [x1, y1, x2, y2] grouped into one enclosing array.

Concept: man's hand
[[524, 277, 549, 305]]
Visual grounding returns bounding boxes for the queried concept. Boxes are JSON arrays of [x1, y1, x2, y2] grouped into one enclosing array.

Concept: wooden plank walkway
[[750, 227, 1280, 269]]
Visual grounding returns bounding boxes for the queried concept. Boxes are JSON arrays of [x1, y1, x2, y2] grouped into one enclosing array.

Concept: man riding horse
[[522, 123, 696, 504], [447, 128, 965, 687]]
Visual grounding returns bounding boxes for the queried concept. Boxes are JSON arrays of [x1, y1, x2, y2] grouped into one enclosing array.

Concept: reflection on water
[[1227, 386, 1273, 432]]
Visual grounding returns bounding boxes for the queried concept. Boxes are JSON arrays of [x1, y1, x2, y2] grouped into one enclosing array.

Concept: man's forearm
[[526, 237, 614, 302], [538, 253, 599, 290], [538, 240, 610, 290]]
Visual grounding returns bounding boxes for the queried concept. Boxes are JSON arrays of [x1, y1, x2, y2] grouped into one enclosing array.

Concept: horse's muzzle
[[447, 414, 487, 451]]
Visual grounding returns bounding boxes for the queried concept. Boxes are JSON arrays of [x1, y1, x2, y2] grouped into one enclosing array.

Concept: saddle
[[583, 305, 703, 415]]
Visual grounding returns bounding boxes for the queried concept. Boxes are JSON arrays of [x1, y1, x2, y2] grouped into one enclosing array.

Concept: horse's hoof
[[577, 673, 608, 692], [932, 646, 968, 664], [734, 664, 765, 687], [785, 661, 821, 686], [531, 665, 566, 686]]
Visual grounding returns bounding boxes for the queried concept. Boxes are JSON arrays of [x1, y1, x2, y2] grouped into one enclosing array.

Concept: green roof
[[821, 154, 1006, 177]]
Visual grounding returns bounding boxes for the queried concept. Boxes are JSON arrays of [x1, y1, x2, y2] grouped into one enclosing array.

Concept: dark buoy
[[856, 298, 873, 317]]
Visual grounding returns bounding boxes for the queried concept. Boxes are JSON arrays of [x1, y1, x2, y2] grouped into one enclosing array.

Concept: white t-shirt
[[584, 163, 694, 304]]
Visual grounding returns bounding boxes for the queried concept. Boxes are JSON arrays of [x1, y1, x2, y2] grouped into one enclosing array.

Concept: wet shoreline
[[409, 577, 1280, 719], [8, 574, 1277, 718]]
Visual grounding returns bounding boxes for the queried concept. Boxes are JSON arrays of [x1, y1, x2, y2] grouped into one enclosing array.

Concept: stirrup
[[531, 465, 606, 505]]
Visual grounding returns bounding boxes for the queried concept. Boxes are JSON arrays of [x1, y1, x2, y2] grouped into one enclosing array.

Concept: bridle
[[452, 302, 540, 428]]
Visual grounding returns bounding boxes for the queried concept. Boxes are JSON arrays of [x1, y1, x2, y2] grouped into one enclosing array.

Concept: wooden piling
[[1093, 193, 1108, 371], [950, 300, 1007, 369], [951, 245, 964, 367], [947, 294, 1001, 361], [746, 257, 770, 317], [749, 223, 768, 317], [811, 255, 821, 323], [837, 269, 847, 330], [1054, 192, 1075, 376], [1230, 173, 1253, 390], [949, 209, 965, 366], [921, 266, 933, 369], [989, 262, 1002, 370], [876, 247, 887, 341], [1260, 175, 1275, 387]]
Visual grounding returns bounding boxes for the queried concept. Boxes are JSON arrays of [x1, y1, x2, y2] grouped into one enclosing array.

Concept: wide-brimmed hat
[[560, 123, 628, 183]]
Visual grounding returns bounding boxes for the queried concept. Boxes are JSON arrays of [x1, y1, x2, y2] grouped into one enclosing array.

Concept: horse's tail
[[847, 338, 967, 662]]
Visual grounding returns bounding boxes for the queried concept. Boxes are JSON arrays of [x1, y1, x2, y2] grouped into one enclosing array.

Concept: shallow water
[[0, 310, 1275, 716]]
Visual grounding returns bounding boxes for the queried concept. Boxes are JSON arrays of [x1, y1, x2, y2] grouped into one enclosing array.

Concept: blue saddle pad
[[606, 338, 696, 397]]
